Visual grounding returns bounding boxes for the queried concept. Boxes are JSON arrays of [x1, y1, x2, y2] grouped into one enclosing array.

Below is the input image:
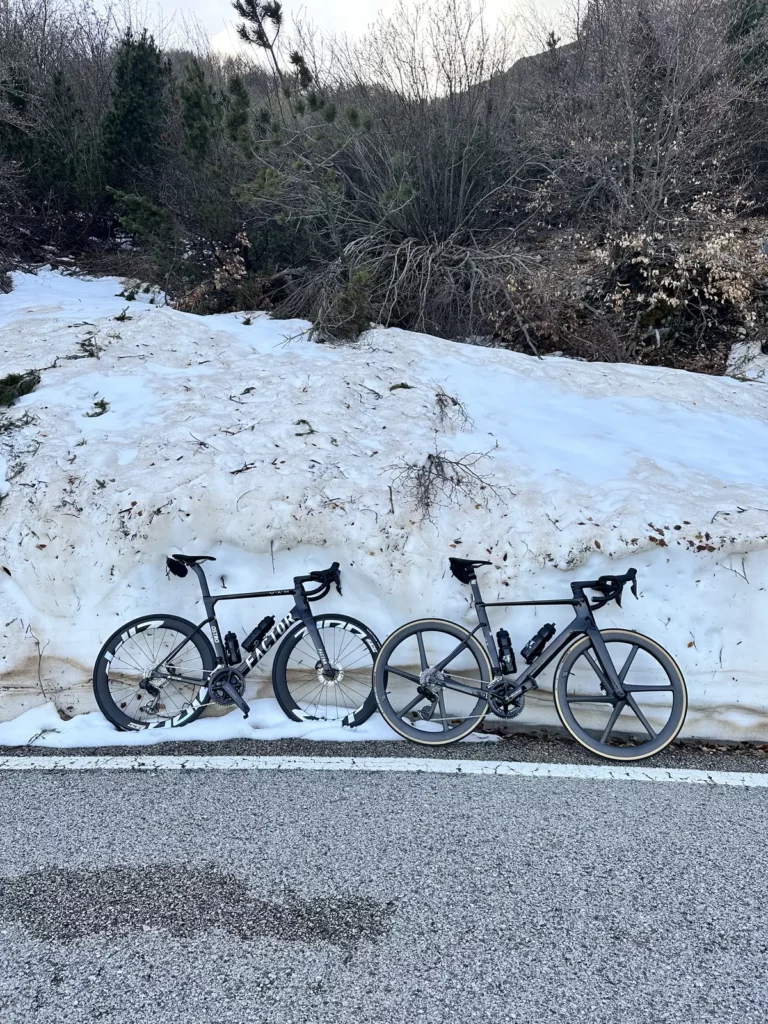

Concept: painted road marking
[[0, 755, 766, 787]]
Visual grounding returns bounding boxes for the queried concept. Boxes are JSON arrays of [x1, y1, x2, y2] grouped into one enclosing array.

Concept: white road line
[[0, 754, 766, 787]]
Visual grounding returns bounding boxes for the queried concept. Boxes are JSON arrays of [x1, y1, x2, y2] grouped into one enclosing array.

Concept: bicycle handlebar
[[572, 568, 638, 609], [293, 562, 342, 601]]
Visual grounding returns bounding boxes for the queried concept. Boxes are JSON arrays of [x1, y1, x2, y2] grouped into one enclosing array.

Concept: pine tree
[[102, 29, 171, 189], [232, 0, 285, 80], [109, 189, 177, 265], [180, 59, 222, 164], [225, 75, 251, 149]]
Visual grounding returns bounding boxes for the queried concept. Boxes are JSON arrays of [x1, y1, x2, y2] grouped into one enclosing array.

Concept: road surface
[[1, 761, 767, 1023]]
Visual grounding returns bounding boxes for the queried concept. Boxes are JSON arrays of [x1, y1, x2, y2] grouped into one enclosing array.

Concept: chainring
[[208, 667, 246, 706], [489, 692, 526, 720]]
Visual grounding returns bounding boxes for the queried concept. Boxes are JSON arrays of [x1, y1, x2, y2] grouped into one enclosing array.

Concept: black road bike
[[93, 555, 380, 731], [374, 557, 687, 761]]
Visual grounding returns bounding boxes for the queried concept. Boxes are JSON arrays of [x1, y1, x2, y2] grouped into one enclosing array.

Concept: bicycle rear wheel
[[93, 615, 214, 730], [374, 620, 491, 745], [554, 628, 687, 760]]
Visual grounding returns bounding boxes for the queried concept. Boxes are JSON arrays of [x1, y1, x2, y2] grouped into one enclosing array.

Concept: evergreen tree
[[102, 29, 171, 189], [233, 0, 285, 80], [109, 189, 178, 267], [180, 59, 222, 163], [225, 75, 251, 149]]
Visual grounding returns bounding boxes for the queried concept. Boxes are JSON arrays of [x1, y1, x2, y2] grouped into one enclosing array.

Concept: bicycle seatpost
[[189, 562, 212, 599]]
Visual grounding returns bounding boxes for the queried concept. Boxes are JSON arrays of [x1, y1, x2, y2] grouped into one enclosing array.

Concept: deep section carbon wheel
[[554, 628, 688, 761], [271, 614, 380, 725], [93, 615, 215, 730], [374, 619, 492, 745]]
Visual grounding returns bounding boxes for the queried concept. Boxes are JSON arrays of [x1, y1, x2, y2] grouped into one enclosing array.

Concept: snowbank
[[1, 269, 768, 743], [0, 699, 499, 747]]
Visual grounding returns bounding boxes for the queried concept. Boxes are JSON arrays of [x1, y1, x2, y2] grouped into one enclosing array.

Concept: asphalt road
[[1, 768, 767, 1024], [3, 731, 768, 773]]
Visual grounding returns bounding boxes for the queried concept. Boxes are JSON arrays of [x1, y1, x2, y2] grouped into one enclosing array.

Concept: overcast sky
[[146, 0, 567, 55]]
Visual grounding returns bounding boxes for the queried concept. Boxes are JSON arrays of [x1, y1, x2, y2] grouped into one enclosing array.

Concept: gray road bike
[[374, 558, 687, 761]]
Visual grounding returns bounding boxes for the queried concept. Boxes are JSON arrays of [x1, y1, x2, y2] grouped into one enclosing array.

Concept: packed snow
[[0, 699, 499, 747], [1, 268, 768, 745]]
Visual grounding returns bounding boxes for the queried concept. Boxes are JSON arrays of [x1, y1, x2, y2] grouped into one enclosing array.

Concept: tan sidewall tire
[[553, 628, 688, 762], [374, 618, 492, 746]]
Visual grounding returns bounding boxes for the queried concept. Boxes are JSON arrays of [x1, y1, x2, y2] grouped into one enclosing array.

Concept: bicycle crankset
[[208, 666, 250, 718], [488, 687, 526, 720]]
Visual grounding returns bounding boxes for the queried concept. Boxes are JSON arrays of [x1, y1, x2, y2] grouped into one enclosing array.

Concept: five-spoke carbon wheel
[[93, 615, 215, 730], [272, 614, 380, 725], [374, 619, 492, 745], [554, 629, 687, 761]]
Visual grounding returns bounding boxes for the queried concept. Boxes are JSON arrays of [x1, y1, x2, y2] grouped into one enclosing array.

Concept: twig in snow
[[716, 558, 749, 583], [190, 433, 219, 452], [236, 488, 257, 511], [434, 387, 472, 429], [25, 625, 50, 701]]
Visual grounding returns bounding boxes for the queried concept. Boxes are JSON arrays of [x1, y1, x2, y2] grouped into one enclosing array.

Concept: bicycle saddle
[[449, 557, 492, 584], [171, 554, 216, 565]]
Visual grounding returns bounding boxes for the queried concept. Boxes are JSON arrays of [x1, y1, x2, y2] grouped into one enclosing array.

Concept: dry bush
[[434, 387, 472, 429], [514, 0, 755, 234], [278, 237, 532, 340], [393, 445, 500, 520], [239, 0, 532, 340], [498, 218, 768, 370]]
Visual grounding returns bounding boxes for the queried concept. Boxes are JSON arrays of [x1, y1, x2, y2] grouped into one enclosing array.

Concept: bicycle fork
[[585, 627, 626, 701]]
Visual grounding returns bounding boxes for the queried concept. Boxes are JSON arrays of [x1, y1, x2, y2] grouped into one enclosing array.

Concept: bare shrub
[[277, 237, 531, 341], [515, 0, 753, 234], [498, 218, 768, 371], [393, 445, 500, 519], [434, 387, 472, 429], [239, 0, 531, 340]]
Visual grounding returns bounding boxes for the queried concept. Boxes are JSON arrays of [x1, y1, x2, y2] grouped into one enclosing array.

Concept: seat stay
[[432, 623, 486, 673], [149, 617, 219, 674]]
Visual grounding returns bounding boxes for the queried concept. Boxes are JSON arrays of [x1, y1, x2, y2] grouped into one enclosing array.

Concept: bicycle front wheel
[[272, 614, 380, 726], [93, 615, 214, 731], [374, 620, 491, 745], [554, 629, 687, 761]]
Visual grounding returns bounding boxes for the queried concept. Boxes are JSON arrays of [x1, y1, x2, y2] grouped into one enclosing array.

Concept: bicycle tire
[[554, 628, 687, 761], [93, 615, 215, 731], [271, 614, 380, 725], [374, 619, 491, 745]]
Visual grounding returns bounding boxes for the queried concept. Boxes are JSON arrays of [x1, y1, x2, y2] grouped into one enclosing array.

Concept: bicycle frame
[[156, 562, 334, 684], [433, 579, 627, 703]]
